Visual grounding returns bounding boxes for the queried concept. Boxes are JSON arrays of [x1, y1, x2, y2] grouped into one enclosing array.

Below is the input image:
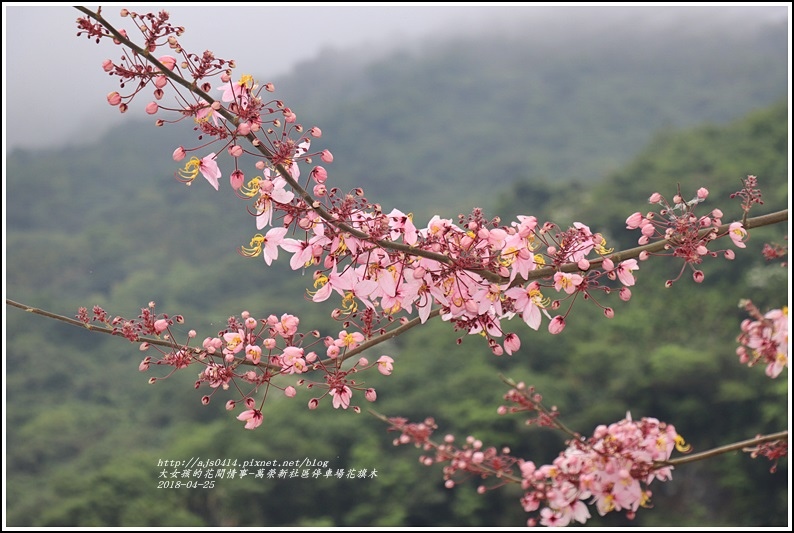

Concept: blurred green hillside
[[3, 13, 789, 527]]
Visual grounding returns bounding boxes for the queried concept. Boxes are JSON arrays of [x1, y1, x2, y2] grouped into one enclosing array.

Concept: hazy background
[[2, 4, 789, 151]]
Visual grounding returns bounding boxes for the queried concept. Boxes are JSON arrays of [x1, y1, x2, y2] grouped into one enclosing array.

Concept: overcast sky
[[2, 3, 789, 152]]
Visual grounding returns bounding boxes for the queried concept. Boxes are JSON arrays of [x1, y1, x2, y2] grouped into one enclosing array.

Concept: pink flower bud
[[648, 192, 662, 203], [226, 400, 235, 410], [310, 126, 322, 137], [548, 316, 566, 334], [264, 82, 275, 92], [311, 166, 327, 184], [625, 212, 643, 229], [145, 102, 159, 115], [228, 145, 243, 158], [107, 92, 122, 106], [172, 146, 186, 161], [697, 187, 709, 199], [320, 149, 334, 163], [228, 169, 244, 190], [284, 386, 297, 398], [313, 184, 327, 197], [365, 388, 377, 402], [154, 319, 169, 333], [154, 75, 168, 89], [102, 59, 114, 72], [237, 122, 251, 136]]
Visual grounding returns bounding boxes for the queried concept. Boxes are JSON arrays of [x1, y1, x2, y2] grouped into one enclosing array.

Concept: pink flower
[[255, 176, 295, 229], [237, 409, 263, 430], [616, 259, 639, 286], [331, 386, 352, 409], [217, 74, 253, 106], [728, 222, 748, 248], [377, 355, 395, 376], [145, 101, 158, 115], [223, 329, 245, 356], [245, 344, 262, 364], [177, 153, 222, 190], [335, 330, 365, 349], [158, 55, 176, 71], [553, 272, 583, 294], [259, 226, 288, 266]]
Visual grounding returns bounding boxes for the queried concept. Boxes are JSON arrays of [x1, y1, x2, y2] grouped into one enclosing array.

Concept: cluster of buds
[[624, 187, 747, 285]]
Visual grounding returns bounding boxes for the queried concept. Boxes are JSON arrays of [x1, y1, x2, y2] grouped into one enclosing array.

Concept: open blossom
[[217, 74, 253, 106], [737, 304, 789, 378], [237, 409, 263, 430], [553, 272, 584, 294], [616, 259, 639, 286], [728, 222, 748, 248], [177, 153, 222, 190], [335, 330, 365, 350], [331, 386, 352, 409], [240, 226, 289, 266]]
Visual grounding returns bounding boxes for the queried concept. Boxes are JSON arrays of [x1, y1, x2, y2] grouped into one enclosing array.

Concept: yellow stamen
[[239, 74, 254, 87], [341, 292, 358, 313], [674, 435, 692, 453], [177, 157, 201, 183], [240, 234, 265, 257], [595, 236, 614, 255], [240, 176, 262, 198]]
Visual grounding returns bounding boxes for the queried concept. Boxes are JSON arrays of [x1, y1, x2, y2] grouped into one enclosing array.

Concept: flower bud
[[107, 92, 122, 106]]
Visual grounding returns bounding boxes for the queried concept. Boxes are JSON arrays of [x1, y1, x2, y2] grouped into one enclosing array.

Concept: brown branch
[[659, 430, 788, 467], [5, 298, 199, 354]]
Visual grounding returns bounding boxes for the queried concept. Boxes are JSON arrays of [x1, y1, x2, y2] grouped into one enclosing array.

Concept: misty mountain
[[267, 12, 787, 220]]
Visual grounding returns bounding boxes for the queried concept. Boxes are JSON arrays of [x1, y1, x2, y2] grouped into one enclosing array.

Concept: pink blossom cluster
[[388, 384, 691, 527], [517, 413, 687, 527], [76, 8, 657, 357], [736, 300, 789, 378], [79, 302, 396, 428]]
